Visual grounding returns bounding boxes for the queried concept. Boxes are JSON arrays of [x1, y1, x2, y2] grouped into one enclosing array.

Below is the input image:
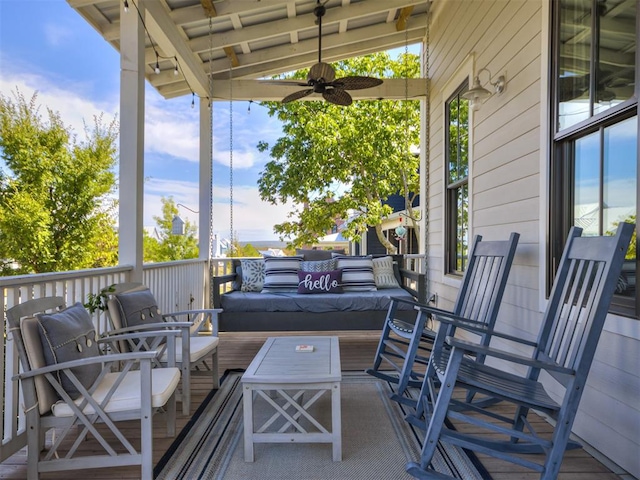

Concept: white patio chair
[[6, 297, 180, 480], [105, 282, 220, 415]]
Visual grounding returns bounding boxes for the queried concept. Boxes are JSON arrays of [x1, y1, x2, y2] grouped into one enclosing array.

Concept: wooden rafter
[[396, 6, 414, 31], [201, 0, 240, 67]]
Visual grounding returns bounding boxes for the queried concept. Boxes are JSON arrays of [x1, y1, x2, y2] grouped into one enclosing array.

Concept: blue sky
[[0, 0, 291, 241]]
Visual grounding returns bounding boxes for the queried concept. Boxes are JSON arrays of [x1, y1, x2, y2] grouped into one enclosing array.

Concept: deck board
[[0, 331, 626, 479]]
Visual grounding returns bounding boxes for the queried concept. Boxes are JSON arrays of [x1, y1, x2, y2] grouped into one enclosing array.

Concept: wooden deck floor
[[0, 331, 629, 479]]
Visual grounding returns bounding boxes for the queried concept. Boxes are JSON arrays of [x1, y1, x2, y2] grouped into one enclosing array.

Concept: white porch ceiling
[[67, 0, 430, 101]]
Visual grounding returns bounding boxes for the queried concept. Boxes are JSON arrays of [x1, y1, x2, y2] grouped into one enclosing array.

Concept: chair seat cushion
[[36, 303, 101, 400], [159, 336, 219, 363], [51, 367, 181, 417]]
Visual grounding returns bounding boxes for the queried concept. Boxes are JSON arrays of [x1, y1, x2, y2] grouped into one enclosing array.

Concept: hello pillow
[[297, 270, 343, 294]]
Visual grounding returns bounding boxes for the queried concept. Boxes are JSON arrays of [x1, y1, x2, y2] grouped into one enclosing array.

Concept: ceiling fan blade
[[282, 89, 314, 103], [323, 88, 352, 106], [262, 79, 310, 87], [333, 76, 384, 90], [308, 62, 335, 82]]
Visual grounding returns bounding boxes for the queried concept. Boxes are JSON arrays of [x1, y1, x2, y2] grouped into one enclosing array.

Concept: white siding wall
[[424, 0, 639, 476]]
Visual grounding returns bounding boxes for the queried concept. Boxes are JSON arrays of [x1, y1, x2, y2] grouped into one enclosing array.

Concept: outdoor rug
[[154, 370, 491, 479]]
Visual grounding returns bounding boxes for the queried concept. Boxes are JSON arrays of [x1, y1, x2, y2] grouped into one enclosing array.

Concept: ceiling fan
[[272, 0, 383, 106]]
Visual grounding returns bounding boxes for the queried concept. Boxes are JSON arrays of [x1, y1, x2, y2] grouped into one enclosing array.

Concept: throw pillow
[[335, 255, 377, 292], [296, 248, 346, 261], [298, 270, 343, 294], [373, 256, 401, 288], [262, 256, 303, 292], [240, 259, 265, 292], [36, 302, 101, 399], [113, 288, 161, 329], [300, 259, 337, 272]]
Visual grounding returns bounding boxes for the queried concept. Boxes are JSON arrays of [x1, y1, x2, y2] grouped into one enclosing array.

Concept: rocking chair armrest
[[446, 337, 576, 375], [12, 351, 159, 381], [430, 311, 539, 348], [390, 296, 425, 308]]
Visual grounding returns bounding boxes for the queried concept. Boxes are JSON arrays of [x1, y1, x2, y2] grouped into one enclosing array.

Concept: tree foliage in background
[[257, 52, 421, 253], [0, 90, 118, 275], [143, 197, 199, 262]]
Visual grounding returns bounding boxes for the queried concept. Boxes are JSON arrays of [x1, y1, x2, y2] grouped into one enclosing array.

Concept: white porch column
[[198, 98, 212, 260], [118, 0, 146, 282]]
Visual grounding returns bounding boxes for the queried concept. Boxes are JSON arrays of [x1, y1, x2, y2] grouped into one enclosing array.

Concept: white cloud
[[0, 70, 118, 138], [143, 178, 294, 241], [44, 23, 73, 47], [213, 148, 257, 169], [144, 94, 200, 161]]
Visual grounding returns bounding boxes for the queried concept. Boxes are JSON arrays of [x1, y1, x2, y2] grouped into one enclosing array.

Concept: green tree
[[0, 90, 118, 274], [257, 52, 421, 253], [144, 197, 199, 262]]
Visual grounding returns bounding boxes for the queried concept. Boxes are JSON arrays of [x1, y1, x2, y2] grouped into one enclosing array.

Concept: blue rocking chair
[[406, 222, 634, 480], [366, 232, 519, 405]]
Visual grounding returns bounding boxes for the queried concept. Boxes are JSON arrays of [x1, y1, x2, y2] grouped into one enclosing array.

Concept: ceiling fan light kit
[[277, 0, 383, 106]]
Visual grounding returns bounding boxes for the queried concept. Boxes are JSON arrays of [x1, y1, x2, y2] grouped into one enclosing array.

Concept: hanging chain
[[423, 8, 431, 285], [208, 16, 216, 309], [229, 60, 234, 254], [404, 18, 410, 210]]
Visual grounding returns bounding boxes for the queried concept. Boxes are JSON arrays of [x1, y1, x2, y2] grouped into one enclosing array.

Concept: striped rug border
[[154, 369, 492, 479]]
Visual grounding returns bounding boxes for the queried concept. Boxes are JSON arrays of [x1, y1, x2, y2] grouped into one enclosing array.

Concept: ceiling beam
[[200, 0, 240, 67], [205, 22, 426, 78], [144, 0, 210, 96], [158, 78, 427, 101], [189, 0, 427, 52]]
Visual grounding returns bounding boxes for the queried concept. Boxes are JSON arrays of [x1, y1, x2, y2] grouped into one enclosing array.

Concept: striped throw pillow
[[335, 255, 377, 292], [262, 256, 303, 292]]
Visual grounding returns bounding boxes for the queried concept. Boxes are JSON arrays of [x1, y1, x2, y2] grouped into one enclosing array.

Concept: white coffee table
[[241, 336, 342, 462]]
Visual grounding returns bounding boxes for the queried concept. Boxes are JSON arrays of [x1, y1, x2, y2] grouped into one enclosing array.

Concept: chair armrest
[[162, 309, 221, 336], [213, 274, 236, 308], [426, 309, 538, 347], [398, 269, 427, 303], [103, 322, 192, 336], [12, 351, 160, 381], [446, 337, 575, 375]]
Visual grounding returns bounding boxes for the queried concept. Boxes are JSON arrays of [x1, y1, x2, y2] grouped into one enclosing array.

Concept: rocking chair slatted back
[[538, 230, 630, 384], [455, 236, 519, 326]]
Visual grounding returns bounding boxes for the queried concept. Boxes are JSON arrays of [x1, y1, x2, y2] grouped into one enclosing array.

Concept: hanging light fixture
[[395, 218, 407, 241], [461, 67, 506, 110]]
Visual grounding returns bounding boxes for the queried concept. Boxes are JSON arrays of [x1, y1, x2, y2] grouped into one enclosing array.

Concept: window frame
[[549, 0, 639, 318], [444, 82, 471, 276]]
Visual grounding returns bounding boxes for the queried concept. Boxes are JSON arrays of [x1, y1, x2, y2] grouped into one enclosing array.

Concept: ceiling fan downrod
[[314, 4, 326, 65]]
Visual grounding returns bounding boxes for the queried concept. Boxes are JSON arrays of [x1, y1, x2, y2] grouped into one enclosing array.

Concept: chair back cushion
[[113, 288, 161, 329], [35, 302, 101, 401], [21, 316, 59, 415]]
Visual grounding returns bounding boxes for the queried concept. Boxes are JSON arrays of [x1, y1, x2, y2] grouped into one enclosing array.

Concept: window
[[551, 0, 638, 317], [445, 84, 470, 275]]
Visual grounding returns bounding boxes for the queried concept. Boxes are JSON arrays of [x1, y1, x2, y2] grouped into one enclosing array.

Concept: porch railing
[[0, 259, 209, 462]]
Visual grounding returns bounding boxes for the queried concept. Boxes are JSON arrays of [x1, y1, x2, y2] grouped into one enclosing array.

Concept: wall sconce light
[[461, 67, 506, 111]]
